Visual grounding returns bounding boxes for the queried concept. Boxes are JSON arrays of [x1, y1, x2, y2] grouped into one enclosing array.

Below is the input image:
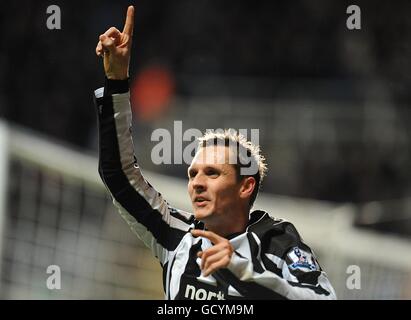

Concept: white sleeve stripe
[[229, 231, 336, 299], [111, 93, 191, 232]]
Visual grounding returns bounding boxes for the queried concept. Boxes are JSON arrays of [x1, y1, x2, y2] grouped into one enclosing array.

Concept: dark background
[[1, 0, 410, 235]]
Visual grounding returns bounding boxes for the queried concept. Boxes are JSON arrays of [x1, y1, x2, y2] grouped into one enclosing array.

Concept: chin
[[194, 207, 213, 221]]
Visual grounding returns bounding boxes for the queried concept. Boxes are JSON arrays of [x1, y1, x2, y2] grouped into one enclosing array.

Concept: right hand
[[95, 6, 134, 80]]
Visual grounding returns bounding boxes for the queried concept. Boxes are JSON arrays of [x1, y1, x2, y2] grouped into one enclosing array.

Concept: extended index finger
[[123, 5, 135, 36], [191, 229, 223, 244]]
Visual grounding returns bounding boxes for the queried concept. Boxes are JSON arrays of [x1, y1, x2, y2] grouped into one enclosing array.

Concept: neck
[[204, 209, 250, 238]]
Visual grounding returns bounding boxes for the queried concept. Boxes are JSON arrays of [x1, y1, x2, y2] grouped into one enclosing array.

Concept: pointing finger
[[191, 229, 224, 244], [122, 5, 135, 36]]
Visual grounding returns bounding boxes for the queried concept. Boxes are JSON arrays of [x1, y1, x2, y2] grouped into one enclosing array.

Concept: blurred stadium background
[[0, 0, 411, 299]]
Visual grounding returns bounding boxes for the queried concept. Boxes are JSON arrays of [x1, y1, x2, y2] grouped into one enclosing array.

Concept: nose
[[191, 173, 206, 193]]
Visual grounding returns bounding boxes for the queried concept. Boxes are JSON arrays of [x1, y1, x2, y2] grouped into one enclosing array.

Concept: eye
[[205, 168, 219, 177], [188, 169, 197, 179]]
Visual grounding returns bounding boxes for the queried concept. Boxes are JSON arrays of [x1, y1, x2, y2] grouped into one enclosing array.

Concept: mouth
[[193, 196, 209, 207]]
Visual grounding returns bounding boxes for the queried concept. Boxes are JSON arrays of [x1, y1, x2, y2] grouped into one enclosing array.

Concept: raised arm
[[94, 6, 194, 266]]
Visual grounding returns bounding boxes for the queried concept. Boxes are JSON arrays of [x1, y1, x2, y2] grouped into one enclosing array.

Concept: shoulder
[[247, 210, 301, 239], [248, 210, 323, 274], [247, 210, 309, 257]]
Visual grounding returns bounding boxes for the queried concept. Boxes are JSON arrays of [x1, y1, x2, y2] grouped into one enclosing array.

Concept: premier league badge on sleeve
[[287, 247, 319, 272]]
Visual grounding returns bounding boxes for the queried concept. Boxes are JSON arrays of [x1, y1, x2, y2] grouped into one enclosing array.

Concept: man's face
[[187, 145, 241, 223]]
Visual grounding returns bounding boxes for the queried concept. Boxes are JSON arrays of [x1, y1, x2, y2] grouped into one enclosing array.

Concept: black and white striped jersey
[[94, 79, 337, 300]]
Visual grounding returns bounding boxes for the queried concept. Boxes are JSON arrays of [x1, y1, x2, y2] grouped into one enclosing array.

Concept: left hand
[[191, 229, 234, 277]]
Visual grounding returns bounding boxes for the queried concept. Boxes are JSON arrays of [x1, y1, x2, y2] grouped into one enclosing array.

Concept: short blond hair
[[197, 129, 268, 207]]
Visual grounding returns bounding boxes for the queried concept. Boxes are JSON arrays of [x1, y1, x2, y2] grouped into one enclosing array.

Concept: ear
[[239, 176, 256, 201]]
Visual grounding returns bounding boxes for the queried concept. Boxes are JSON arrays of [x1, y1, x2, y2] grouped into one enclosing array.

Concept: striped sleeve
[[225, 223, 337, 299], [94, 85, 193, 265]]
